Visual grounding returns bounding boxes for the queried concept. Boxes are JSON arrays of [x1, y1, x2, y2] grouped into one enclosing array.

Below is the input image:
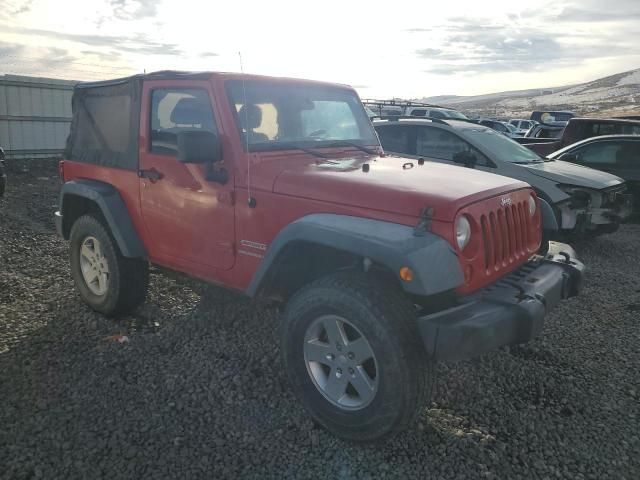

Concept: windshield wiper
[[295, 146, 330, 158], [324, 141, 377, 155]]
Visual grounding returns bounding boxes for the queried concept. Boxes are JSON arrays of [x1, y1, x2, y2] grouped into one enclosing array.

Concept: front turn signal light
[[399, 267, 414, 282]]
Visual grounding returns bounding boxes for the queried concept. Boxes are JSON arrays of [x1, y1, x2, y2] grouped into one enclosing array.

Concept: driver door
[[138, 81, 235, 271]]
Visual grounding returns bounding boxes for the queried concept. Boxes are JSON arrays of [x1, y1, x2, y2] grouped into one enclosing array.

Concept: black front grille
[[480, 200, 531, 273]]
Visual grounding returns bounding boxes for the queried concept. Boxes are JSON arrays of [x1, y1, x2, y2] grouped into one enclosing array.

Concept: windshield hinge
[[414, 207, 434, 236]]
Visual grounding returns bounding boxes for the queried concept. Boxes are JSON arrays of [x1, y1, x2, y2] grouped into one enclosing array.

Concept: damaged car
[[374, 118, 632, 240], [547, 135, 640, 218]]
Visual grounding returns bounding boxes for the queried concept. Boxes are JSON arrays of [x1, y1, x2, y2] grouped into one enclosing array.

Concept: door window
[[150, 88, 217, 155], [376, 125, 412, 154], [415, 127, 489, 166], [428, 110, 445, 119], [574, 140, 640, 166]]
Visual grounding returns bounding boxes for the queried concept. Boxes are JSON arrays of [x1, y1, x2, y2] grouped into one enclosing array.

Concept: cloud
[[39, 47, 76, 70], [108, 0, 158, 21], [11, 0, 33, 15], [556, 1, 640, 22], [6, 0, 33, 15], [3, 25, 183, 56], [81, 50, 123, 61], [0, 41, 25, 57], [415, 48, 443, 57], [415, 7, 638, 75]]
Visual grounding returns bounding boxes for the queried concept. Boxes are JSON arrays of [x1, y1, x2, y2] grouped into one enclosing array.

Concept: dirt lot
[[1, 160, 639, 479]]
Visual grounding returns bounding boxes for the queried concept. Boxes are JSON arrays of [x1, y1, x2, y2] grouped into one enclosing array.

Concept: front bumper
[[417, 242, 584, 362]]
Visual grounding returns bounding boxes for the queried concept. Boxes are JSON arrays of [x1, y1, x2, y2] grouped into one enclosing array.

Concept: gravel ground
[[1, 160, 639, 479]]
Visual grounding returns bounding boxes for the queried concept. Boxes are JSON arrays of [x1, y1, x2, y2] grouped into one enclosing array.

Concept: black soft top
[[74, 70, 213, 89]]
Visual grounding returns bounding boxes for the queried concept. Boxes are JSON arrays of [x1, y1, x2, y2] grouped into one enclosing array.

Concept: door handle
[[138, 168, 164, 182]]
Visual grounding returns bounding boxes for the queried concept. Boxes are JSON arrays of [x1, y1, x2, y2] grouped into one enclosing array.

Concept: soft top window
[[66, 78, 141, 170]]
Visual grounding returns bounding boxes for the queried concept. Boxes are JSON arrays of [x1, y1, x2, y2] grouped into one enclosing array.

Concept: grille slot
[[480, 200, 531, 273]]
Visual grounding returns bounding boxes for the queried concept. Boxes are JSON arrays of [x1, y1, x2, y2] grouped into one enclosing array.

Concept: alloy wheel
[[79, 236, 110, 296], [303, 314, 378, 410]]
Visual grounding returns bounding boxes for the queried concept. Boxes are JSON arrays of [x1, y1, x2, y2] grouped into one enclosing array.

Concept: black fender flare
[[58, 179, 147, 258], [539, 197, 559, 231], [246, 214, 463, 297]]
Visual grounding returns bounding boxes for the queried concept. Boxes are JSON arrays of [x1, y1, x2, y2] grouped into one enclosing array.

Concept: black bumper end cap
[[54, 211, 63, 237], [418, 242, 584, 362]]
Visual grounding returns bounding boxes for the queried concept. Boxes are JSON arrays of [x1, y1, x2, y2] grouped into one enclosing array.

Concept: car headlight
[[558, 185, 591, 208], [528, 195, 537, 217], [455, 215, 471, 250]]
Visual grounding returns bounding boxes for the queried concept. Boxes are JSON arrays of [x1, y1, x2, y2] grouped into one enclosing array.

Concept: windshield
[[226, 80, 378, 152], [465, 127, 543, 163]]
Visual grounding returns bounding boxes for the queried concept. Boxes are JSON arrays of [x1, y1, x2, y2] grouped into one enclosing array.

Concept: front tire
[[70, 214, 148, 316], [280, 272, 433, 441]]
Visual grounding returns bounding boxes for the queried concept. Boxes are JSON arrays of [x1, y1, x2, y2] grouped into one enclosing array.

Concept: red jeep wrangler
[[55, 71, 584, 441]]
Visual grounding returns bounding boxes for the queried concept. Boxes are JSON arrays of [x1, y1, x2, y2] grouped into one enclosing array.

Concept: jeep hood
[[271, 155, 529, 222], [522, 160, 624, 189]]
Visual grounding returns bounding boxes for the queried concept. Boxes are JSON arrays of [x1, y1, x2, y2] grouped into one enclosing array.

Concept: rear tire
[[280, 272, 433, 441], [70, 214, 148, 316]]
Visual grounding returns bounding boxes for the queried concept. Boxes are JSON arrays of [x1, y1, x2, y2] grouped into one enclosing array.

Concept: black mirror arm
[[204, 162, 228, 184]]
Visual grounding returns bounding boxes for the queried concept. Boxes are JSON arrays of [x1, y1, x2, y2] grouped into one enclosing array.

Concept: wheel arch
[[58, 179, 147, 259], [533, 188, 561, 231], [246, 214, 463, 301]]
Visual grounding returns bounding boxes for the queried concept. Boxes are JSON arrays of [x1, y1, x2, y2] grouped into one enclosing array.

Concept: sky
[[1, 0, 640, 98]]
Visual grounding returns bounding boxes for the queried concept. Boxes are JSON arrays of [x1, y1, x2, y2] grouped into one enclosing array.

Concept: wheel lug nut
[[348, 352, 355, 360], [326, 353, 334, 361], [336, 368, 342, 377], [348, 367, 355, 375]]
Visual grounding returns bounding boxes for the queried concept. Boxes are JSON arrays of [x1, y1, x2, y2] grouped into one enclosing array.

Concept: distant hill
[[418, 68, 640, 119]]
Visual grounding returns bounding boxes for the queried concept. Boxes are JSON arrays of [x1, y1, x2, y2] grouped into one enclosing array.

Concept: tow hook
[[558, 251, 571, 264]]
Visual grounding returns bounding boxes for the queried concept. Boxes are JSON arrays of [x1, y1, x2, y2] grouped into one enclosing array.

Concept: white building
[[0, 75, 75, 159]]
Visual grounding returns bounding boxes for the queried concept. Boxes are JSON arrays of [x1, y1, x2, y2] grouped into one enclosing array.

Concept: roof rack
[[371, 115, 450, 125], [362, 99, 444, 109]]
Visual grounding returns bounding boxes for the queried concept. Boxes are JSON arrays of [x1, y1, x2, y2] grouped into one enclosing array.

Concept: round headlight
[[455, 215, 471, 250], [528, 195, 537, 217]]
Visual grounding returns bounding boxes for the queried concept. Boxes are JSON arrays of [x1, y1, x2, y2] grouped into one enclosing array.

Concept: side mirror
[[177, 131, 222, 164], [559, 153, 577, 163], [176, 131, 227, 184], [452, 151, 477, 168]]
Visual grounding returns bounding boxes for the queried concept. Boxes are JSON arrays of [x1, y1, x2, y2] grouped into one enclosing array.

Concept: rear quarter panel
[[61, 162, 146, 251]]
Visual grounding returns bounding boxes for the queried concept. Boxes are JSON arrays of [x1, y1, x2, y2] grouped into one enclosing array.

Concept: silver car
[[374, 118, 632, 238]]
